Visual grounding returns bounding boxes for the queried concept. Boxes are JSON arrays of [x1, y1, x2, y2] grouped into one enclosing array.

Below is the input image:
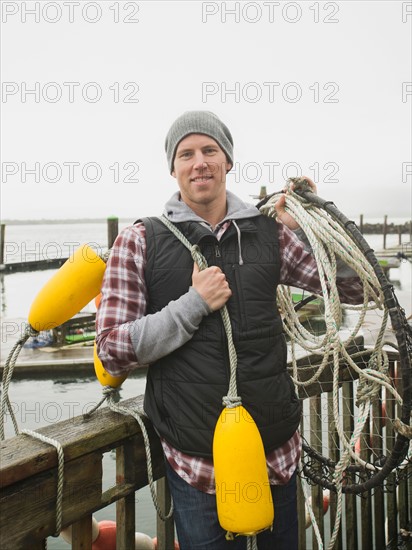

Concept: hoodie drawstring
[[232, 220, 244, 266]]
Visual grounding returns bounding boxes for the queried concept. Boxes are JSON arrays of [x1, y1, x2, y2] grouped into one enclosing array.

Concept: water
[[1, 222, 411, 548], [2, 220, 135, 264]]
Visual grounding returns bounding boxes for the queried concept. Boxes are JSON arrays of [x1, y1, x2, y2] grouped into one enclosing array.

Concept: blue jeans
[[165, 461, 298, 550]]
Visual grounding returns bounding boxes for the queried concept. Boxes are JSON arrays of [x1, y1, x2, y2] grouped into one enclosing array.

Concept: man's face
[[172, 134, 232, 213]]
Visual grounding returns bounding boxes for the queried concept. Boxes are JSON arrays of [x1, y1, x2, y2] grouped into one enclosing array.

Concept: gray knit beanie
[[165, 111, 234, 173]]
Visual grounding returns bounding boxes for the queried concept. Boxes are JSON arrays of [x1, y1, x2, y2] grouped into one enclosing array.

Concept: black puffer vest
[[142, 215, 301, 458]]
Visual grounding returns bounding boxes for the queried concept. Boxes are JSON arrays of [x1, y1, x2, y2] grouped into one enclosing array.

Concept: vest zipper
[[215, 245, 221, 258]]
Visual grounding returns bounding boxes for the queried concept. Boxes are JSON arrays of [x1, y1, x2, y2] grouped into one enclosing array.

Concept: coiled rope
[[259, 177, 411, 549]]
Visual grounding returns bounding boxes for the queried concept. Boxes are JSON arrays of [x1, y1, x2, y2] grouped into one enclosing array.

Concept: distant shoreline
[[0, 218, 134, 226], [1, 217, 411, 234], [360, 221, 412, 234]]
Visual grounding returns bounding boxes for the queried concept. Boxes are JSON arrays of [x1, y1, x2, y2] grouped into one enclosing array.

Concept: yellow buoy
[[93, 342, 127, 388], [213, 405, 274, 537], [28, 244, 106, 331]]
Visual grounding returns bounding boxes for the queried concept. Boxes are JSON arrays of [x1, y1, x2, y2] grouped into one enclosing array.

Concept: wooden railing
[[0, 347, 410, 549], [0, 395, 173, 549]]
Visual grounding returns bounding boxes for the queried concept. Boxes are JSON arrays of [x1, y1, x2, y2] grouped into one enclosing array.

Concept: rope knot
[[355, 377, 381, 407], [222, 395, 242, 409], [25, 323, 39, 338], [82, 386, 121, 419], [103, 385, 121, 401], [287, 177, 312, 194], [101, 249, 111, 263]]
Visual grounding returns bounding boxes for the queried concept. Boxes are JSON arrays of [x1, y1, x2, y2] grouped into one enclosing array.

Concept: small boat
[[376, 256, 401, 270], [65, 331, 96, 344]]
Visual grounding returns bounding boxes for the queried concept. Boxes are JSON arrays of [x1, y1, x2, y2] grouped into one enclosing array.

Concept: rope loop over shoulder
[[158, 215, 241, 403], [190, 244, 208, 270]]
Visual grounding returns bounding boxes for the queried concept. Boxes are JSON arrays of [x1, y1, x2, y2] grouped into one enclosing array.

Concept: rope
[[0, 323, 39, 440], [159, 215, 241, 407], [100, 249, 111, 263], [84, 386, 174, 521], [158, 216, 265, 545], [86, 215, 246, 529], [1, 328, 173, 536], [107, 392, 174, 521], [1, 325, 66, 541], [259, 177, 408, 549], [20, 429, 65, 537], [299, 465, 324, 550]]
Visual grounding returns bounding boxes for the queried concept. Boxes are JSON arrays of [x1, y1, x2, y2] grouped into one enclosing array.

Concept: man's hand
[[192, 263, 232, 311], [274, 176, 317, 230]]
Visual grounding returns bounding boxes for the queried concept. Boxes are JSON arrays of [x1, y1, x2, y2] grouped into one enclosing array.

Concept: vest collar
[[176, 217, 260, 266]]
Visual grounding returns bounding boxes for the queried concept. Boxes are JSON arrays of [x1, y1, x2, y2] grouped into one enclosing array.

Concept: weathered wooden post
[[107, 216, 119, 249], [383, 215, 388, 250], [359, 214, 364, 234], [0, 224, 5, 265]]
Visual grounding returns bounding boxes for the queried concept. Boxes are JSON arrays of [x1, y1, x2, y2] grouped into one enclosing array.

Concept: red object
[[322, 491, 330, 514], [92, 520, 117, 550], [152, 536, 180, 549], [91, 520, 179, 550]]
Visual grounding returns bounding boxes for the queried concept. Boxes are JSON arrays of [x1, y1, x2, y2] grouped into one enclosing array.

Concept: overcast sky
[[1, 0, 411, 221]]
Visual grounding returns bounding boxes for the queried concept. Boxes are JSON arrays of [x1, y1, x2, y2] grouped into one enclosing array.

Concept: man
[[96, 111, 363, 549]]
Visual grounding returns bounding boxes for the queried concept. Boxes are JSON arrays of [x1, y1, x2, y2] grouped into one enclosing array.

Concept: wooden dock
[[0, 217, 119, 274], [0, 314, 98, 376], [1, 345, 410, 549], [375, 242, 412, 258], [0, 257, 69, 273]]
